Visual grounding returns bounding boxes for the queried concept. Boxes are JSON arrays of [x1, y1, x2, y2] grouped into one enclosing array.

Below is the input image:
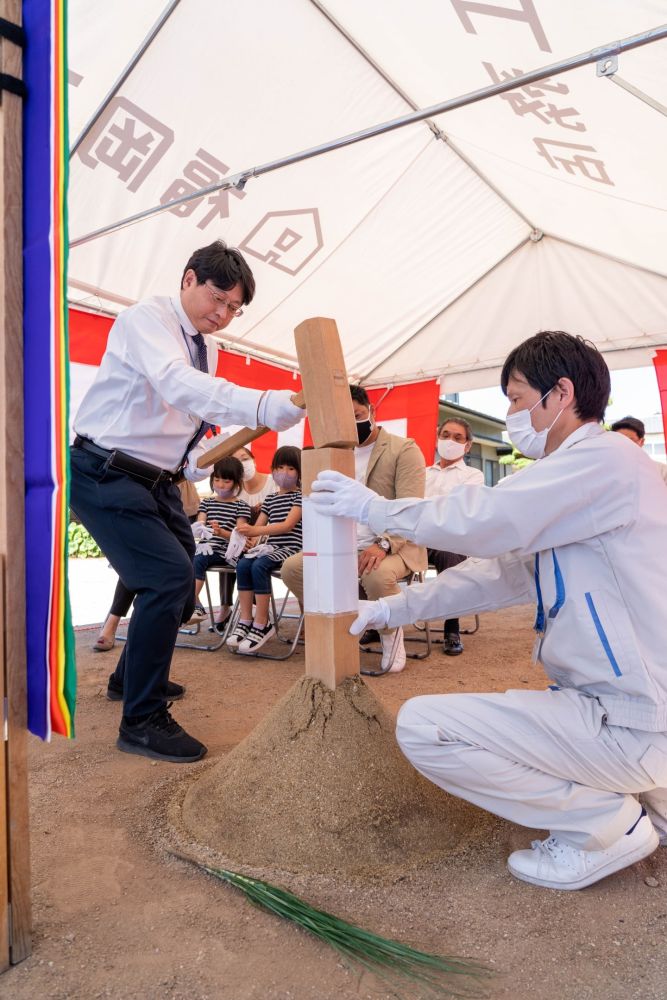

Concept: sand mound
[[181, 676, 496, 875]]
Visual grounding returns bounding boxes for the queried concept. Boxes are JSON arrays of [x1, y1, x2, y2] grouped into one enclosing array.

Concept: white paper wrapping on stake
[[302, 497, 358, 614]]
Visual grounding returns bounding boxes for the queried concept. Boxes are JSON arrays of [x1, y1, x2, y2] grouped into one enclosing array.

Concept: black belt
[[73, 436, 182, 489]]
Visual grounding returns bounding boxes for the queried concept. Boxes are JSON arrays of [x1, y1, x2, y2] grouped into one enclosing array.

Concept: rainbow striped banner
[[24, 0, 75, 739]]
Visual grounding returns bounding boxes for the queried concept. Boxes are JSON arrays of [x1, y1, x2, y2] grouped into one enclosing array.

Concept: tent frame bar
[[607, 74, 667, 117], [69, 0, 182, 158], [70, 22, 667, 248], [308, 0, 535, 228]]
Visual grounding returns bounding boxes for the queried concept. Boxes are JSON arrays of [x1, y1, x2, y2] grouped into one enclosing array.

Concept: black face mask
[[356, 418, 373, 445]]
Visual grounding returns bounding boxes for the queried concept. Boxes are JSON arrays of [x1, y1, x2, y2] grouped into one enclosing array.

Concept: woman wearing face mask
[[227, 445, 303, 653], [425, 419, 484, 655], [189, 457, 251, 626], [234, 446, 277, 520]]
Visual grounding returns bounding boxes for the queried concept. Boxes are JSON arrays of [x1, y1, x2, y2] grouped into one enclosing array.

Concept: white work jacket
[[368, 423, 667, 731]]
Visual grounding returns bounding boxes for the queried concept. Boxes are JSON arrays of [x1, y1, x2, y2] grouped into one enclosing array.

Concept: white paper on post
[[302, 496, 358, 614]]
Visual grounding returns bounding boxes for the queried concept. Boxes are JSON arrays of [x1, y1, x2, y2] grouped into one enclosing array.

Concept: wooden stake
[[296, 318, 359, 690], [301, 448, 359, 689], [0, 0, 31, 966], [294, 318, 357, 448]]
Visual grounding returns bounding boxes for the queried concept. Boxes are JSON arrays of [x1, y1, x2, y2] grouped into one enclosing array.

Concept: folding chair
[[413, 564, 480, 639], [226, 570, 304, 661], [174, 565, 237, 652], [360, 571, 432, 676]]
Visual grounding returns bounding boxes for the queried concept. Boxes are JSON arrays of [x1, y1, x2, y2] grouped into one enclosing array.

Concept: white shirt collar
[[552, 421, 605, 454], [171, 294, 198, 338], [429, 458, 468, 471]]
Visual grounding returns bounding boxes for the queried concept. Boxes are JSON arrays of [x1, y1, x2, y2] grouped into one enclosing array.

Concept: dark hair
[[210, 456, 244, 493], [438, 417, 473, 443], [350, 384, 371, 408], [611, 416, 645, 439], [181, 240, 256, 304], [500, 331, 610, 422], [271, 445, 301, 485]]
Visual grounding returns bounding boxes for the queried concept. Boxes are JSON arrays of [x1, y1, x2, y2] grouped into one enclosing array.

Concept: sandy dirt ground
[[4, 604, 666, 1000]]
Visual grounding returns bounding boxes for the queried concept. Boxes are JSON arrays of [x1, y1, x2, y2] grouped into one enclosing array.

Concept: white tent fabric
[[67, 0, 667, 389]]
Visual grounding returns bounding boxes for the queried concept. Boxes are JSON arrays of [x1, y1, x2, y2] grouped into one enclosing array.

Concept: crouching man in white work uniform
[[310, 331, 667, 890]]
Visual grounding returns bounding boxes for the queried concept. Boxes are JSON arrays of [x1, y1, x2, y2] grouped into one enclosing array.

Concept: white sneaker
[[186, 603, 208, 624], [640, 789, 667, 846], [380, 628, 406, 674], [238, 623, 276, 654], [226, 621, 252, 650], [507, 812, 659, 890]]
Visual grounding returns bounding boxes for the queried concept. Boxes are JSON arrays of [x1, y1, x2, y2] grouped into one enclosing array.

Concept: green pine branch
[[173, 851, 492, 999]]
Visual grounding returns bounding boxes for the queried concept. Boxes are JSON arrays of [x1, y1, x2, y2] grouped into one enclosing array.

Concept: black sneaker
[[208, 612, 232, 635], [238, 622, 276, 654], [186, 604, 208, 624], [117, 706, 206, 763], [106, 675, 186, 702], [443, 633, 464, 656]]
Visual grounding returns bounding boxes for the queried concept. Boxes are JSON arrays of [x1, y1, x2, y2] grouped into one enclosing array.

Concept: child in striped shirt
[[190, 457, 251, 629], [227, 445, 302, 653]]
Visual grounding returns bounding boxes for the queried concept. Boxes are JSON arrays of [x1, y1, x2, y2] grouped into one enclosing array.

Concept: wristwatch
[[375, 537, 391, 553]]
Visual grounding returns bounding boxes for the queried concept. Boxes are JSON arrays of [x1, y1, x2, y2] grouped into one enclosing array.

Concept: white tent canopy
[[67, 0, 667, 390]]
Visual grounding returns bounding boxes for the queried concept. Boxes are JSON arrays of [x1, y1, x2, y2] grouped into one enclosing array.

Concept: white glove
[[258, 390, 305, 432], [350, 599, 391, 636], [310, 470, 378, 521], [183, 451, 210, 483], [192, 522, 211, 540], [196, 541, 214, 556]]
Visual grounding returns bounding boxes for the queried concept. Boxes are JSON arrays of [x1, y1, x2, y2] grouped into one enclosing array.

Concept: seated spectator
[[227, 446, 303, 654], [611, 415, 667, 485], [281, 385, 426, 673], [425, 418, 484, 656], [189, 457, 251, 630], [234, 445, 278, 519]]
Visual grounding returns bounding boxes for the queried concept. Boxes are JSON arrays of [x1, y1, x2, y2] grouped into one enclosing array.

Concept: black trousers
[[70, 446, 195, 717], [427, 548, 465, 635]]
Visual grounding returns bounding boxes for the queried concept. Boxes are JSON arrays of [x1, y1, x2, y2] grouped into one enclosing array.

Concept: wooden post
[[301, 449, 359, 688], [295, 318, 359, 690], [0, 0, 31, 966]]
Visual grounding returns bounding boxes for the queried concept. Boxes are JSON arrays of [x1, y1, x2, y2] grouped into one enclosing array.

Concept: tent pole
[[70, 22, 667, 248], [0, 0, 31, 967], [69, 0, 182, 157]]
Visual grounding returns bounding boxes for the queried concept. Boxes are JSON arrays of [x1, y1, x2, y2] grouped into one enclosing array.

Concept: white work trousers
[[396, 688, 667, 850]]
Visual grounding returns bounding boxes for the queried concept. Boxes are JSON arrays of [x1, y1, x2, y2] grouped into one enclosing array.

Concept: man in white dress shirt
[[425, 417, 484, 655], [71, 241, 304, 763], [310, 331, 667, 891]]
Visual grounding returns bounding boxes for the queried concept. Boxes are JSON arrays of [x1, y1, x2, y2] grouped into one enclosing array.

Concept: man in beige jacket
[[281, 385, 426, 672]]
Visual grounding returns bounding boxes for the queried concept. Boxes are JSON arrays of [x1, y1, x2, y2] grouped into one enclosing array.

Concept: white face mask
[[505, 388, 564, 460], [241, 459, 256, 481], [437, 439, 466, 462]]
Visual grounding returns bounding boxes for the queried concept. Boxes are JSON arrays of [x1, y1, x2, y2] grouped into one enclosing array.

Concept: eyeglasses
[[204, 282, 244, 318]]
